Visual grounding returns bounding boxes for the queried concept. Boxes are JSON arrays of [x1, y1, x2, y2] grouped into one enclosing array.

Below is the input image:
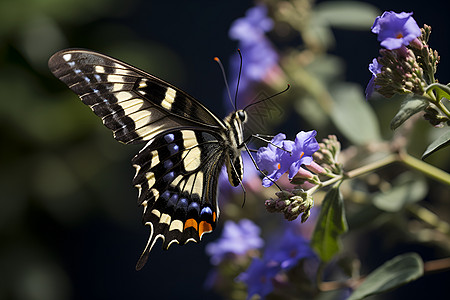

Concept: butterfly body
[[48, 49, 247, 269]]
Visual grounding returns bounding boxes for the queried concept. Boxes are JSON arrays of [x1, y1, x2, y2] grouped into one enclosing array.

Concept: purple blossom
[[285, 131, 320, 180], [264, 228, 316, 270], [229, 4, 274, 46], [371, 11, 421, 50], [237, 226, 317, 299], [205, 219, 263, 265], [237, 257, 279, 300], [365, 58, 383, 100], [256, 133, 293, 187], [257, 131, 320, 187]]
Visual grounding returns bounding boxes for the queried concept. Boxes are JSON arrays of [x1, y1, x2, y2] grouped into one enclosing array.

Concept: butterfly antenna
[[234, 49, 243, 111], [243, 84, 290, 112], [214, 56, 235, 111]]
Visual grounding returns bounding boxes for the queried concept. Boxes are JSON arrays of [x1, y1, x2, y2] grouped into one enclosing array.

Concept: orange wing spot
[[184, 218, 198, 230], [213, 211, 217, 222], [199, 221, 213, 238]]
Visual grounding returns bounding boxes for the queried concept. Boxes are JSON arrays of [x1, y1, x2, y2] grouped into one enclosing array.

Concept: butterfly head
[[236, 110, 248, 124]]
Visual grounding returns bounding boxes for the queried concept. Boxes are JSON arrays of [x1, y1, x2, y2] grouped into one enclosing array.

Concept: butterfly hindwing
[[132, 129, 225, 269]]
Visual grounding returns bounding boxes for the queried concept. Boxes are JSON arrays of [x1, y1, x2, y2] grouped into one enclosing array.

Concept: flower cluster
[[236, 227, 317, 299], [256, 130, 320, 187], [265, 188, 314, 222], [263, 135, 342, 222], [366, 11, 428, 99], [311, 135, 342, 176], [366, 11, 449, 128]]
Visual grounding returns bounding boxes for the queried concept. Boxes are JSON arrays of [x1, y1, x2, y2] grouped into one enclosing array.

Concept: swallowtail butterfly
[[49, 49, 248, 270]]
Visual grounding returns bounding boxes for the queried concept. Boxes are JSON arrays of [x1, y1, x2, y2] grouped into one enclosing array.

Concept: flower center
[[396, 32, 404, 39], [299, 152, 304, 159], [277, 163, 281, 170]]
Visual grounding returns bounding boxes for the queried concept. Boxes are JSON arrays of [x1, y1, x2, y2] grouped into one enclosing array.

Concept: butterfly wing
[[132, 129, 226, 270], [48, 49, 227, 144], [48, 49, 230, 269]]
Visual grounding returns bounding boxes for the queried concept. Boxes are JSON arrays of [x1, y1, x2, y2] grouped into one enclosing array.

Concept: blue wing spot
[[74, 69, 81, 74], [163, 159, 173, 169], [84, 76, 90, 83], [188, 202, 200, 213], [94, 74, 101, 82], [161, 190, 171, 200], [177, 198, 188, 211], [167, 194, 179, 207], [200, 206, 213, 217], [163, 171, 175, 182], [168, 143, 179, 155], [68, 61, 75, 67], [164, 134, 175, 143]]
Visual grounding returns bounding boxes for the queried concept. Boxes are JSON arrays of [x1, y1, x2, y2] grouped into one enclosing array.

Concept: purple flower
[[229, 5, 274, 46], [237, 257, 279, 300], [285, 131, 320, 180], [371, 11, 421, 50], [365, 58, 383, 100], [264, 228, 316, 270], [256, 133, 289, 187], [237, 226, 317, 299], [205, 219, 264, 265], [257, 131, 319, 187]]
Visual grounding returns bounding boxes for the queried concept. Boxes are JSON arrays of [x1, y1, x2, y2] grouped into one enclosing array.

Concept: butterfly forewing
[[48, 49, 245, 270], [48, 49, 226, 144]]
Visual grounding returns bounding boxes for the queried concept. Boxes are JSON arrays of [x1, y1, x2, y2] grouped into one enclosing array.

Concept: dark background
[[0, 0, 449, 299]]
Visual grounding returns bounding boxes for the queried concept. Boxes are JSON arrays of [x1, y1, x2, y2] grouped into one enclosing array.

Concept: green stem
[[318, 151, 450, 188], [398, 151, 450, 185], [315, 261, 326, 292], [436, 98, 450, 119], [345, 154, 399, 179], [319, 154, 399, 189], [407, 203, 450, 236]]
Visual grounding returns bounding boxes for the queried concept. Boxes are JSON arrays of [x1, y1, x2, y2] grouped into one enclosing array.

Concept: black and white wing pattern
[[48, 49, 247, 270]]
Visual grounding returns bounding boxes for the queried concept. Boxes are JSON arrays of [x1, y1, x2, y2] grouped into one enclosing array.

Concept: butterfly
[[48, 49, 249, 270]]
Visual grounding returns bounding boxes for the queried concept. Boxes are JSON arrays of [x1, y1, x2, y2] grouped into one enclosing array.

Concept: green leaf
[[426, 83, 450, 101], [422, 129, 450, 159], [311, 186, 348, 262], [331, 83, 381, 145], [390, 95, 429, 130], [314, 1, 380, 30], [372, 172, 428, 212], [348, 253, 424, 300]]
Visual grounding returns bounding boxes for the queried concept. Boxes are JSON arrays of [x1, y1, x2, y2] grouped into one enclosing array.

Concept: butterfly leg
[[241, 134, 291, 154], [228, 157, 247, 207]]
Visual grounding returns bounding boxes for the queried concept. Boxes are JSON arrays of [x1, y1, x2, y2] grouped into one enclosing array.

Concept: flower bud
[[409, 37, 423, 50]]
